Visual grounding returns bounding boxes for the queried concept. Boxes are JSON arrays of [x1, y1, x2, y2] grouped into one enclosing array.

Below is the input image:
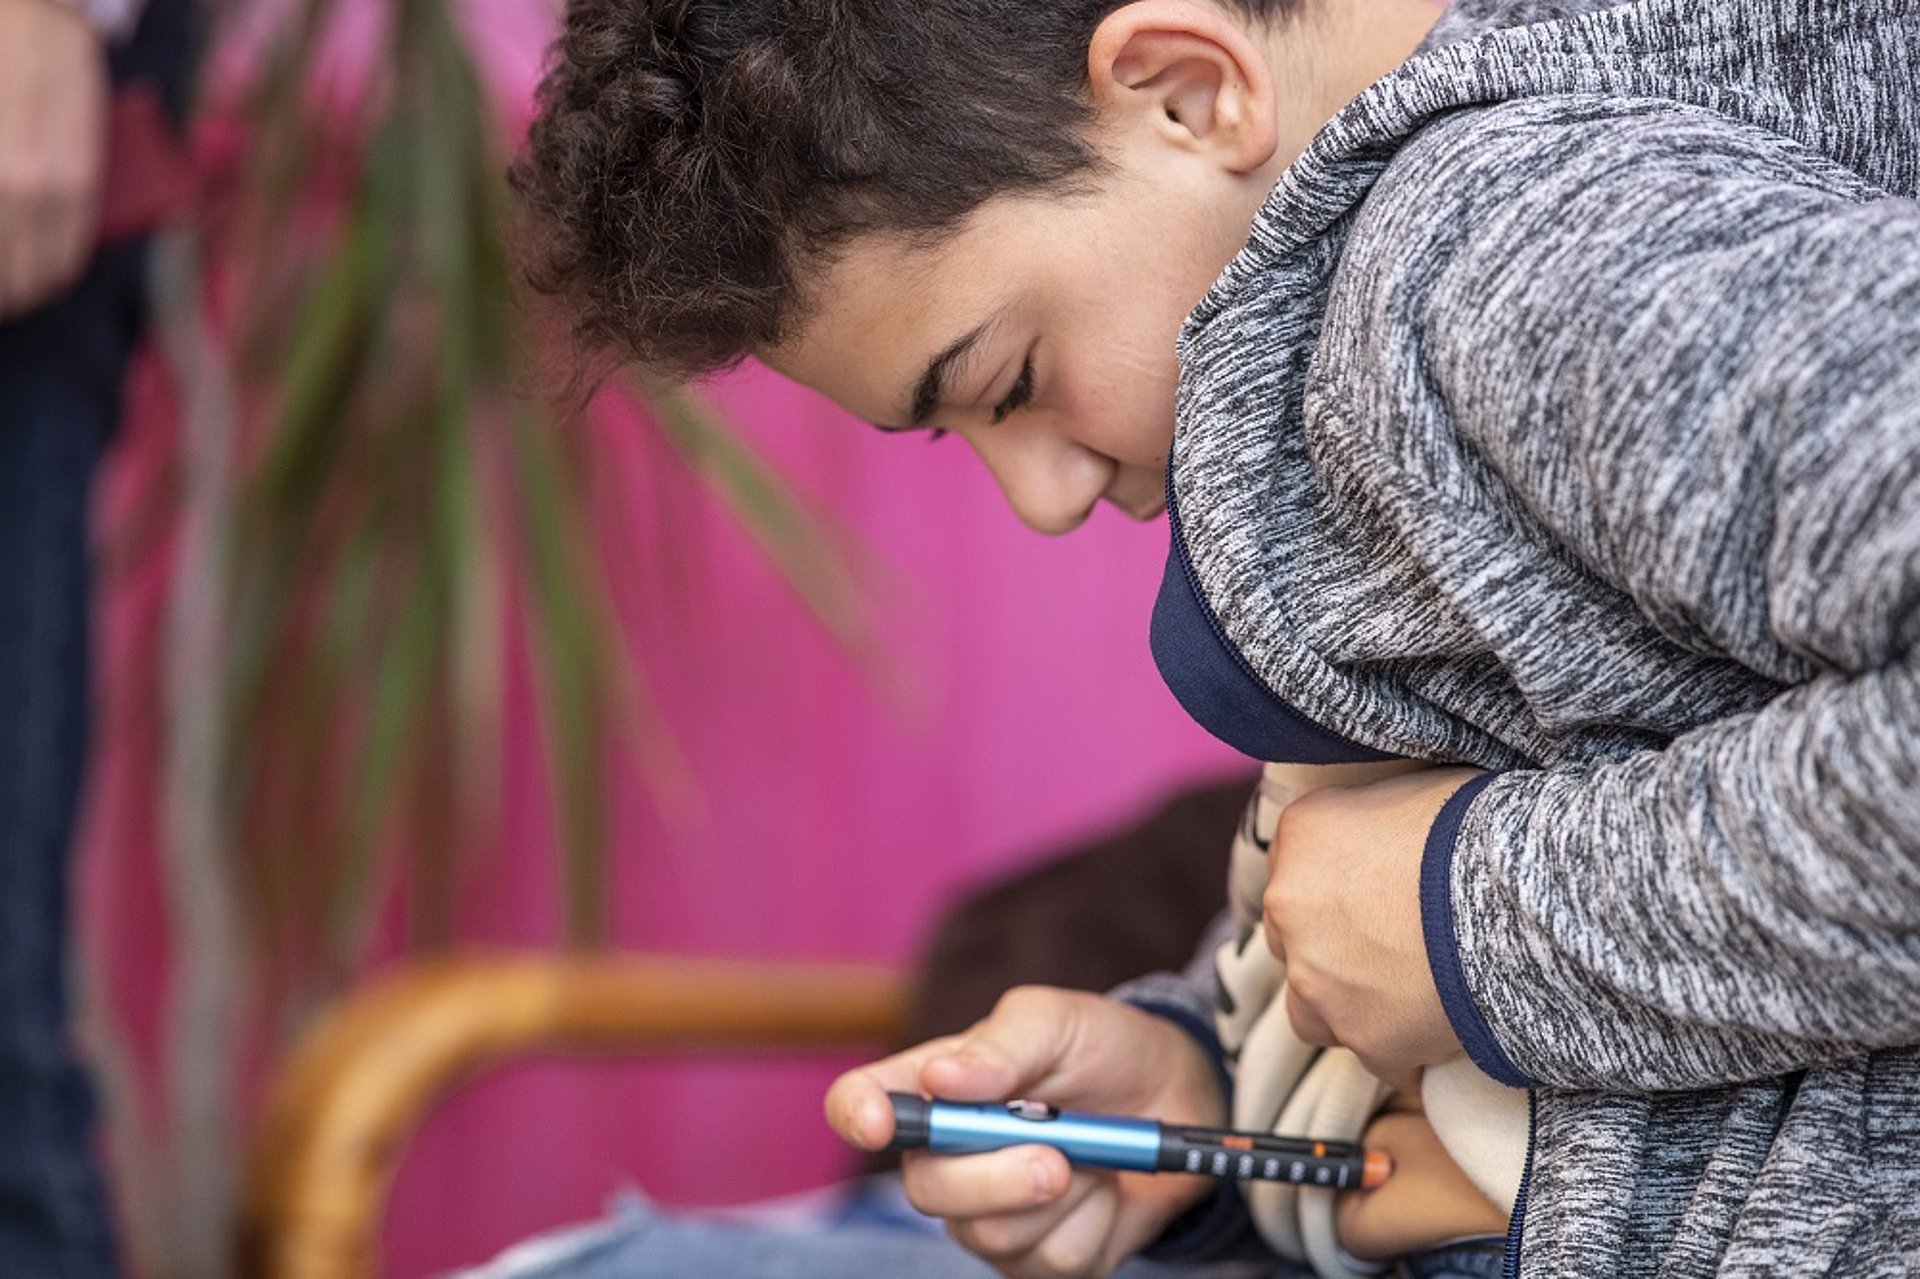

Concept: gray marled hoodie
[[1141, 0, 1920, 1273]]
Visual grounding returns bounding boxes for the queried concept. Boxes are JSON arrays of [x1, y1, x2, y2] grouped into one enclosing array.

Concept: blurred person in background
[[0, 0, 191, 1271]]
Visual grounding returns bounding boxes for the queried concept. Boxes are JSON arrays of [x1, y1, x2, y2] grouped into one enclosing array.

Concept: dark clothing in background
[[0, 0, 192, 1272], [0, 232, 146, 1279]]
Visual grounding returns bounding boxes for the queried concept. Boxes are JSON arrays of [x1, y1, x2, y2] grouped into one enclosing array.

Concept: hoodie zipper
[[1502, 1090, 1537, 1279]]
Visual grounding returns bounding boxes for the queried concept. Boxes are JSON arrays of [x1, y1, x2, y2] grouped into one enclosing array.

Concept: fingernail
[[1030, 1158, 1056, 1198], [854, 1096, 885, 1147], [951, 1045, 1003, 1076], [925, 1050, 979, 1085]]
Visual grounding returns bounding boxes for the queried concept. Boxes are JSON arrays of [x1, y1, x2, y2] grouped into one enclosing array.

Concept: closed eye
[[990, 354, 1036, 425]]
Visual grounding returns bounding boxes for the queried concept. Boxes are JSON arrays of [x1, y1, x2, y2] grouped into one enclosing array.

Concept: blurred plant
[[92, 1, 878, 1274]]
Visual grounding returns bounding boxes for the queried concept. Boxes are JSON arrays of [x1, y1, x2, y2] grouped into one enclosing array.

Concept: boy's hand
[[0, 0, 109, 321], [1337, 1091, 1510, 1259], [1264, 768, 1482, 1088], [825, 986, 1223, 1279]]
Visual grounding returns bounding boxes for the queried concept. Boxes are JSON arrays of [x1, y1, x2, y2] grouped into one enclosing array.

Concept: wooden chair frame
[[241, 952, 910, 1279]]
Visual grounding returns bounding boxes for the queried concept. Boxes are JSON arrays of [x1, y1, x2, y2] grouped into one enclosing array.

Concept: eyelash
[[923, 352, 1037, 444], [991, 356, 1036, 425]]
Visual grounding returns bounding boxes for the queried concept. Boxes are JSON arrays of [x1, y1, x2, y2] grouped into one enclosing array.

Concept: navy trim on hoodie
[[1420, 773, 1536, 1089], [1151, 535, 1395, 765]]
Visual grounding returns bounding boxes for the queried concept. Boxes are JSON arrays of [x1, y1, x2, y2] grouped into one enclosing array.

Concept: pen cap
[[886, 1092, 932, 1152]]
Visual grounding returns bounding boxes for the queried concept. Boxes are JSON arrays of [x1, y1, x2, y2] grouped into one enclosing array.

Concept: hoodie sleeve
[[1349, 98, 1920, 1092]]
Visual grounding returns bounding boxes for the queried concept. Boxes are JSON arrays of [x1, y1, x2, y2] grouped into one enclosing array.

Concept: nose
[[968, 423, 1115, 536]]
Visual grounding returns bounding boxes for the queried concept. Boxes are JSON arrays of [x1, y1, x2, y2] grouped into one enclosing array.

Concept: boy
[[511, 0, 1920, 1275]]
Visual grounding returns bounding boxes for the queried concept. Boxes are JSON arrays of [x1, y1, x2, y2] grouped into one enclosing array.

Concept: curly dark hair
[[511, 0, 1300, 381]]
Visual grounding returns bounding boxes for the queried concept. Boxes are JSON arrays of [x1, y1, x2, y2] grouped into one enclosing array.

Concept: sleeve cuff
[[1419, 772, 1539, 1089]]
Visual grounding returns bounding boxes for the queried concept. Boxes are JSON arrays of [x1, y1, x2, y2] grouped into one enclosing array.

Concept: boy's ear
[[1087, 0, 1280, 173]]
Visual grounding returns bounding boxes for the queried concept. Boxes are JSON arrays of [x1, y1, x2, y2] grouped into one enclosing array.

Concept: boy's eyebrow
[[888, 317, 995, 432]]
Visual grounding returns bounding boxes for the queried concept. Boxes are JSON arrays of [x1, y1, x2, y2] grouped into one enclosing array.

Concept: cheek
[[1047, 272, 1184, 462], [1074, 349, 1178, 464]]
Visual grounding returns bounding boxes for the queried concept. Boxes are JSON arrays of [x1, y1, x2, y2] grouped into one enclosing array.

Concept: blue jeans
[[459, 1176, 1508, 1279], [0, 237, 150, 1279]]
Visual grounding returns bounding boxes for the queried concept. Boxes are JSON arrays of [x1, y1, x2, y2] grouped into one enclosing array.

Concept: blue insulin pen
[[886, 1094, 1390, 1190]]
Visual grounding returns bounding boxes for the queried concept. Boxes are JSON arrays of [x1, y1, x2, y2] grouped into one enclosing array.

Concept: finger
[[0, 195, 24, 319], [0, 176, 88, 324], [1358, 1054, 1424, 1097], [0, 0, 106, 321], [1378, 1086, 1425, 1115], [35, 182, 93, 303], [0, 131, 25, 314], [900, 1144, 1072, 1221], [44, 86, 108, 300], [1259, 869, 1289, 967], [1285, 983, 1338, 1048], [918, 986, 1087, 1103], [824, 1033, 970, 1150], [1260, 911, 1286, 967], [940, 1165, 1106, 1260], [17, 193, 86, 317], [1335, 1112, 1509, 1261], [1001, 1181, 1123, 1279]]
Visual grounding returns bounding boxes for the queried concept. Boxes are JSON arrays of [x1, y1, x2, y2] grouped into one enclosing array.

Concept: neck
[[1256, 0, 1446, 176]]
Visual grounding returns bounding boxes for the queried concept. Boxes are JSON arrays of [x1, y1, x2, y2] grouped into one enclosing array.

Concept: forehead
[[764, 200, 1047, 422]]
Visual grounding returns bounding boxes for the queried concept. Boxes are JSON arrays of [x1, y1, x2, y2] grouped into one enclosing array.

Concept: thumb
[[920, 985, 1085, 1103]]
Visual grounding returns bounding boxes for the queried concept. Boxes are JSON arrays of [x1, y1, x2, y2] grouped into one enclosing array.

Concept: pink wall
[[379, 369, 1240, 1274], [79, 5, 1245, 1274]]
